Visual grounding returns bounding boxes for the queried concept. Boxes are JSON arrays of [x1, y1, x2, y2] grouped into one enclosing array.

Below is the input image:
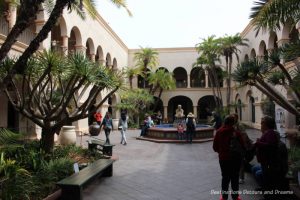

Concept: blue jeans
[[251, 164, 263, 187]]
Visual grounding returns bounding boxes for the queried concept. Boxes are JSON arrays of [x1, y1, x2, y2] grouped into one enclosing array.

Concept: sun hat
[[187, 112, 194, 118]]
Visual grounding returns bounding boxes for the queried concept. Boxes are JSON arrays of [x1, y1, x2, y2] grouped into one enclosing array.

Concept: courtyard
[[80, 129, 265, 200]]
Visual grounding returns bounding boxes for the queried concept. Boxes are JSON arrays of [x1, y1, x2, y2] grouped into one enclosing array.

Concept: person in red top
[[213, 115, 244, 200], [94, 112, 102, 125]]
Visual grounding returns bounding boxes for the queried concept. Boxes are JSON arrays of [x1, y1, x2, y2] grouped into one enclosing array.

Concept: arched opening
[[51, 16, 67, 55], [157, 67, 169, 72], [190, 67, 205, 88], [250, 49, 256, 59], [289, 26, 299, 43], [95, 46, 104, 64], [198, 95, 221, 122], [268, 31, 278, 51], [173, 67, 187, 88], [168, 96, 193, 122], [244, 54, 249, 62], [236, 99, 242, 121], [68, 30, 76, 54], [112, 58, 118, 71], [85, 38, 95, 60], [258, 40, 268, 61], [106, 53, 112, 68]]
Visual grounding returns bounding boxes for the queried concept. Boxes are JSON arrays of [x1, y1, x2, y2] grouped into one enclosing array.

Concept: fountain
[[139, 105, 215, 142]]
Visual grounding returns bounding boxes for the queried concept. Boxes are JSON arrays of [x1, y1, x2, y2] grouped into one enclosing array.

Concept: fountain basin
[[146, 124, 214, 140]]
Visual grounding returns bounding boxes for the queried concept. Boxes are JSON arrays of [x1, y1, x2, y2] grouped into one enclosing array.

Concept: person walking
[[185, 112, 196, 143], [94, 111, 102, 125], [212, 111, 222, 130], [100, 112, 113, 144], [213, 115, 244, 200], [119, 112, 128, 145]]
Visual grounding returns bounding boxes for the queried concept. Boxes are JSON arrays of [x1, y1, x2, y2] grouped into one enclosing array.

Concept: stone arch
[[258, 40, 267, 57], [112, 58, 118, 71], [267, 31, 278, 50], [85, 38, 95, 60], [190, 67, 205, 88], [105, 53, 112, 68], [95, 46, 104, 64], [235, 94, 242, 121], [68, 26, 82, 54], [246, 90, 255, 123], [150, 96, 164, 117], [244, 54, 249, 62], [173, 67, 187, 88], [167, 96, 193, 122], [250, 48, 256, 59], [197, 95, 222, 121]]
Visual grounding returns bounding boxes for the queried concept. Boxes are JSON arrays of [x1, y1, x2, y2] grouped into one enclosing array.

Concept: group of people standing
[[213, 114, 288, 200], [91, 111, 128, 145]]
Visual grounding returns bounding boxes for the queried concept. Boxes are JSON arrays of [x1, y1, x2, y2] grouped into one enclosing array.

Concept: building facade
[[0, 3, 299, 136]]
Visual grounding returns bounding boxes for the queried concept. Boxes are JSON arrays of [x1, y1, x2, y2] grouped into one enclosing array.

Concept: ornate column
[[61, 35, 68, 56], [90, 54, 96, 62], [193, 106, 198, 120], [99, 59, 105, 66], [163, 106, 168, 123], [187, 74, 191, 88]]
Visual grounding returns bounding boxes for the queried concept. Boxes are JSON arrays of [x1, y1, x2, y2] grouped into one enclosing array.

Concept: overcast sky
[[96, 0, 255, 49]]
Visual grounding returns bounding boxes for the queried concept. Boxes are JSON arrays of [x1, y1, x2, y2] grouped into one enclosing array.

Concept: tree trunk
[[40, 126, 55, 153]]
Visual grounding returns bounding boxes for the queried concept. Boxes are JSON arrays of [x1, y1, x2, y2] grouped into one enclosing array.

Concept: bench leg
[[103, 146, 113, 156], [59, 185, 82, 200], [102, 164, 113, 177]]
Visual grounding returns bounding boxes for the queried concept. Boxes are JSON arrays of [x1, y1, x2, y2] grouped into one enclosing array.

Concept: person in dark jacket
[[213, 115, 244, 200], [212, 111, 222, 130], [255, 115, 287, 200]]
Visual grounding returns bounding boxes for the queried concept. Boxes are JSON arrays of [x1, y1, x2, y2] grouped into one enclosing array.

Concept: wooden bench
[[87, 138, 115, 156], [57, 159, 115, 200]]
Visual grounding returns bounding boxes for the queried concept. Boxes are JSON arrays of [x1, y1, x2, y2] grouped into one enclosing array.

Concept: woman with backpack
[[100, 112, 113, 145], [213, 115, 244, 200], [185, 112, 196, 143], [118, 112, 128, 145]]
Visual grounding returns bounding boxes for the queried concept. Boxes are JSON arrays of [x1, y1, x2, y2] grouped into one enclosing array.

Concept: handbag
[[118, 126, 123, 130]]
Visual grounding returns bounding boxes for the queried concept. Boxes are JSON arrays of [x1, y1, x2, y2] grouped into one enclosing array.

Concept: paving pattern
[[77, 129, 282, 200]]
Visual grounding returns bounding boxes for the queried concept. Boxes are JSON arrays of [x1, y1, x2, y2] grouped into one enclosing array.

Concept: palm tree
[[195, 36, 223, 109], [134, 47, 159, 88], [147, 69, 176, 110], [218, 33, 248, 107], [250, 0, 300, 33], [124, 66, 140, 89], [232, 58, 300, 116]]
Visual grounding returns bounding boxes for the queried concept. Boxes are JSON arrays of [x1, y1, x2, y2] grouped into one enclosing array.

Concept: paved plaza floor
[[78, 129, 277, 200]]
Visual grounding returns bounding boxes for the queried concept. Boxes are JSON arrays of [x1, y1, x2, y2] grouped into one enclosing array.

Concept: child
[[177, 123, 184, 140]]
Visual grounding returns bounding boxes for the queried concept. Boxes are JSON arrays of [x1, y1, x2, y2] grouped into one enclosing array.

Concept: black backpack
[[229, 132, 245, 159], [186, 118, 195, 129]]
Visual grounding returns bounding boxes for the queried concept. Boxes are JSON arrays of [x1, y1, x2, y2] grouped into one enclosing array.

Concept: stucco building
[[0, 3, 299, 136]]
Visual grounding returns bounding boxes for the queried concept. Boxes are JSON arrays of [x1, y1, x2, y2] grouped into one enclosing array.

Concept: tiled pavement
[[77, 129, 274, 200]]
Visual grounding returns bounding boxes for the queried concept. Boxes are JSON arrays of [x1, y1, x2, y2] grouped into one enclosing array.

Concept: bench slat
[[57, 159, 114, 186]]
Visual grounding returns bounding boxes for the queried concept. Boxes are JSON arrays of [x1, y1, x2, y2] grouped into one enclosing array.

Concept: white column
[[8, 3, 17, 30], [187, 74, 190, 88], [61, 35, 68, 56], [164, 106, 168, 123], [205, 70, 209, 88], [75, 45, 86, 54], [90, 54, 96, 62], [193, 106, 198, 120]]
